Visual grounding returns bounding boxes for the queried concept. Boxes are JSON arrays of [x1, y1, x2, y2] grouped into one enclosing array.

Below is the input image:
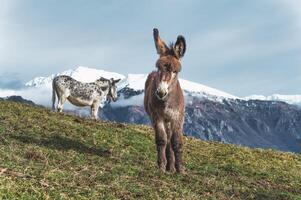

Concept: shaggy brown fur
[[144, 28, 186, 173]]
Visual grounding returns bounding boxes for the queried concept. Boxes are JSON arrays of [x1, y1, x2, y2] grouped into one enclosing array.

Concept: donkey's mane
[[168, 42, 174, 49], [97, 77, 110, 82], [168, 42, 175, 56]]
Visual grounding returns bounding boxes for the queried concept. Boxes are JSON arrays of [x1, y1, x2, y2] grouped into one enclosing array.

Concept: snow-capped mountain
[[25, 66, 126, 88], [25, 66, 237, 101], [25, 66, 301, 106], [244, 94, 301, 106], [2, 66, 301, 153]]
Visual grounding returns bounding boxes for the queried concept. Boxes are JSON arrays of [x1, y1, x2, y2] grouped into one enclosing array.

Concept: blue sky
[[0, 0, 300, 96]]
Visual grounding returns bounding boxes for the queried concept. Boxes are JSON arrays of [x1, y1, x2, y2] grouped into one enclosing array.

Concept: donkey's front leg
[[91, 103, 99, 120], [165, 122, 175, 173], [154, 120, 167, 172], [171, 122, 184, 173]]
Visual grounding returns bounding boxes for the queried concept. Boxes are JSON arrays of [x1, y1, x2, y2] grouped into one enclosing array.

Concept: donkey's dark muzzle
[[156, 90, 167, 100]]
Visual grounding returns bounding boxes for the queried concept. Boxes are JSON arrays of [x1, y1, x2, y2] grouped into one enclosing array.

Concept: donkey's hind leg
[[57, 95, 67, 113]]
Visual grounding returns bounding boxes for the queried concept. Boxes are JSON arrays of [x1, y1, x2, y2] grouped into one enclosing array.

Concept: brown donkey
[[144, 28, 186, 173]]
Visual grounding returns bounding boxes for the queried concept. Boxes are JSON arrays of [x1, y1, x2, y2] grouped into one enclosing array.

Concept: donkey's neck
[[94, 80, 110, 95]]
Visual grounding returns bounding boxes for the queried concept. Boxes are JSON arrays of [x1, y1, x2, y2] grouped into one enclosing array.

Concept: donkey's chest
[[161, 106, 180, 121]]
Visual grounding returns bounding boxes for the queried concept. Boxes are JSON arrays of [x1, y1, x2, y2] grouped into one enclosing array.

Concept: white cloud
[[0, 86, 95, 114], [110, 94, 144, 108], [0, 86, 52, 106]]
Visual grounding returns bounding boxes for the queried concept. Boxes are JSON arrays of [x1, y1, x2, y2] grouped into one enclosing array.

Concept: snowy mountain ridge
[[1, 66, 299, 107], [25, 66, 126, 88], [25, 66, 238, 100], [244, 94, 301, 106]]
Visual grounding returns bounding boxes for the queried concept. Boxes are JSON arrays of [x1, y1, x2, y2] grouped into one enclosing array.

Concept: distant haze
[[0, 0, 301, 97]]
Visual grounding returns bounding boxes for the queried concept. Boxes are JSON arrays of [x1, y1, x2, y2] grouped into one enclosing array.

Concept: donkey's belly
[[67, 96, 93, 107]]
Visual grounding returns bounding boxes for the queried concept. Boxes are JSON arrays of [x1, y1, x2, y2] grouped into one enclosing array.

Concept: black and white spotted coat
[[52, 75, 120, 119]]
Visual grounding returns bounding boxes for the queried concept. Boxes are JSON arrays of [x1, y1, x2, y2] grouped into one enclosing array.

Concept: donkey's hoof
[[176, 167, 187, 175], [158, 166, 166, 173], [166, 166, 176, 174]]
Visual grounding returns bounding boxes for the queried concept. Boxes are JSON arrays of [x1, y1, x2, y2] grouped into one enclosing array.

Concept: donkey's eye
[[164, 64, 170, 71], [173, 71, 177, 74]]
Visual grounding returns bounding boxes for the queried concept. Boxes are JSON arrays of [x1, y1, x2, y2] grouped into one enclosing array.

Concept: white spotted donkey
[[52, 75, 121, 119]]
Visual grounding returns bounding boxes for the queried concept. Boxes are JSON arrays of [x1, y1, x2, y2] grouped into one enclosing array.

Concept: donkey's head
[[107, 78, 121, 102], [153, 28, 186, 100]]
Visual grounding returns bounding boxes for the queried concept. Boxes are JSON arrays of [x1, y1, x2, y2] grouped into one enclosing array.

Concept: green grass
[[0, 99, 301, 200]]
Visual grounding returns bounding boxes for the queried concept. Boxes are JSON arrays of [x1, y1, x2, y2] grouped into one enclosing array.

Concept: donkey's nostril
[[156, 90, 167, 99]]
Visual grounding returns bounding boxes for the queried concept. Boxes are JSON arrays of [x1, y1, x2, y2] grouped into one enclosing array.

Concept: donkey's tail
[[52, 79, 56, 111]]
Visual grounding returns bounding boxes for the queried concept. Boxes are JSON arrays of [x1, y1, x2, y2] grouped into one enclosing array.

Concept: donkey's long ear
[[153, 28, 169, 56], [114, 79, 121, 83], [174, 35, 186, 59]]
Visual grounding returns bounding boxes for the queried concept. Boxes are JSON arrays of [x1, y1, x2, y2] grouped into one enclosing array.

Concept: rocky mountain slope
[[102, 89, 301, 152]]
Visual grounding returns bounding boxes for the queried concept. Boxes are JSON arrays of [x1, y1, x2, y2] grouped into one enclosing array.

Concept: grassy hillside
[[0, 100, 301, 200]]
